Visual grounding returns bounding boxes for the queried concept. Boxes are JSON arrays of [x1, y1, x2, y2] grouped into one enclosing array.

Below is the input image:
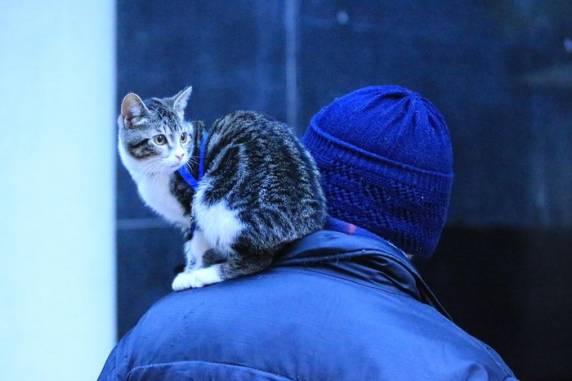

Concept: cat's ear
[[120, 93, 149, 127], [171, 86, 193, 120]]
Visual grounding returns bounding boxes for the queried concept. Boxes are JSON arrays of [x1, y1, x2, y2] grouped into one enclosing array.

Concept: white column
[[0, 1, 115, 380]]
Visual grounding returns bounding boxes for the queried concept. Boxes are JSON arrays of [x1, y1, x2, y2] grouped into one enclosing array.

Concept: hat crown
[[311, 85, 452, 174], [303, 85, 454, 258]]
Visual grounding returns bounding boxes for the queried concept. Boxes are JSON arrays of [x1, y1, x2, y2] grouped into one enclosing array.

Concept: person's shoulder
[[99, 267, 516, 380]]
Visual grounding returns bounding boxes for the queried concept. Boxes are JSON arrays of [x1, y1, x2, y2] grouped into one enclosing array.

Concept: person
[[99, 86, 517, 380]]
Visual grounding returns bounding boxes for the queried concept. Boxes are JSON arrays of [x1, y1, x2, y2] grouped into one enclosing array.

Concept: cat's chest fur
[[136, 173, 189, 228]]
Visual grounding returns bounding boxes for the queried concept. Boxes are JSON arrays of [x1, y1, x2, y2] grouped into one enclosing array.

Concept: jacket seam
[[125, 359, 295, 381], [277, 267, 418, 300]]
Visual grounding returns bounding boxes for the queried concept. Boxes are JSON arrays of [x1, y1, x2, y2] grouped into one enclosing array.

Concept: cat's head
[[117, 86, 194, 177]]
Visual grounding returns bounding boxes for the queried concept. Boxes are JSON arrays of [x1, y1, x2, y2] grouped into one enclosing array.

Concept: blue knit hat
[[302, 85, 453, 258]]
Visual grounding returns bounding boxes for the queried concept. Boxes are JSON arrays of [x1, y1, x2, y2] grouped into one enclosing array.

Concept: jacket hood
[[275, 230, 450, 319]]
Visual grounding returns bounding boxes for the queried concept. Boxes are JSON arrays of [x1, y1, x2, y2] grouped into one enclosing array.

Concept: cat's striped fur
[[118, 87, 326, 290]]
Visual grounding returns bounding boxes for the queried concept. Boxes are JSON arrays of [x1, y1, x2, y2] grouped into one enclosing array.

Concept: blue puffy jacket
[[99, 230, 517, 380]]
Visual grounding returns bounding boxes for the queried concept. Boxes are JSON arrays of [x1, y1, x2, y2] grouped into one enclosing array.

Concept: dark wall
[[117, 1, 572, 380]]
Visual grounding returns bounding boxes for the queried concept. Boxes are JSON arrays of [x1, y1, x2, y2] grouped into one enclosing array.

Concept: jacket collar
[[276, 230, 451, 319]]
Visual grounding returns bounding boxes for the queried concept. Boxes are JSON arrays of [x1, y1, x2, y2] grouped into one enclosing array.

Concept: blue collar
[[177, 132, 209, 191]]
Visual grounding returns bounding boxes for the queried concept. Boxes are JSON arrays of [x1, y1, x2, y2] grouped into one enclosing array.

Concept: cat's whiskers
[[185, 158, 198, 169]]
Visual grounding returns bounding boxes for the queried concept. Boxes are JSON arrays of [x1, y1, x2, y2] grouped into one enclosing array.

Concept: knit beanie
[[302, 85, 453, 258]]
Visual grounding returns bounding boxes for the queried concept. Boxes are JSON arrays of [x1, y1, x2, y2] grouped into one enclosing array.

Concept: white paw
[[171, 265, 223, 291]]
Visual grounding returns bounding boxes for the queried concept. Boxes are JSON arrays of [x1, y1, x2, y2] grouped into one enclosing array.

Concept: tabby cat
[[118, 87, 326, 290]]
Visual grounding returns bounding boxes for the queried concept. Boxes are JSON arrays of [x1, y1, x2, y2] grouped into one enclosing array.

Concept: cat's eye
[[180, 132, 188, 144], [153, 134, 167, 145]]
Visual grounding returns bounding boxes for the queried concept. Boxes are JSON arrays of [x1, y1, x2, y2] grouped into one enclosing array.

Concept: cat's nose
[[175, 153, 185, 162]]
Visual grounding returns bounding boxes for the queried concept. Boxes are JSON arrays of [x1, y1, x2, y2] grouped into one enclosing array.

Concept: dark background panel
[[297, 0, 572, 227], [117, 1, 572, 380], [419, 228, 572, 381]]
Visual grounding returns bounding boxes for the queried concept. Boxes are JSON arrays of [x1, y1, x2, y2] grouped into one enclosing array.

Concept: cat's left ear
[[171, 86, 193, 120], [120, 93, 150, 128]]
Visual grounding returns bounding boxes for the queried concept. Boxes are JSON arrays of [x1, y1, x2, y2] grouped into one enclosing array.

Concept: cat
[[118, 86, 327, 290]]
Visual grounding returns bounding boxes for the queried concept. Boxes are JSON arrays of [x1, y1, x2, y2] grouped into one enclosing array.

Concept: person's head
[[302, 85, 453, 258]]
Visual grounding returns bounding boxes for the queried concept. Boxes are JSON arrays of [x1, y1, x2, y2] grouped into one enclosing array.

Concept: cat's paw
[[171, 266, 223, 291]]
